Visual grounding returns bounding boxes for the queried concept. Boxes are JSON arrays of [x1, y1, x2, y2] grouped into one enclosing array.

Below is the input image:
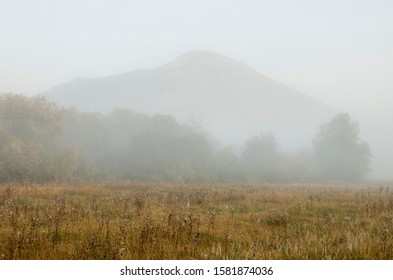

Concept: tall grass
[[0, 182, 392, 259]]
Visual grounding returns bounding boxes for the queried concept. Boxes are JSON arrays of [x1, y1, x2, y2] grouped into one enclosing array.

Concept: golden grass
[[0, 182, 392, 259]]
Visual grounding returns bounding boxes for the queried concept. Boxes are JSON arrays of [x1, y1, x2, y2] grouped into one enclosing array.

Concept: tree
[[0, 94, 84, 183], [313, 113, 371, 181], [214, 147, 243, 183], [124, 131, 214, 183], [241, 133, 282, 182]]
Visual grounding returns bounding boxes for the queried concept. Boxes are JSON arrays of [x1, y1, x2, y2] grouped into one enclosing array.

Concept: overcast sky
[[1, 0, 392, 177]]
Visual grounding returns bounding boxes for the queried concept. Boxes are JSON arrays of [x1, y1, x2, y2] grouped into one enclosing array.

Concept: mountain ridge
[[40, 50, 337, 148]]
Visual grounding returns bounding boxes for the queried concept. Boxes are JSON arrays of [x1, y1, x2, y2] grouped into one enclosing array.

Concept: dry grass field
[[0, 182, 392, 260]]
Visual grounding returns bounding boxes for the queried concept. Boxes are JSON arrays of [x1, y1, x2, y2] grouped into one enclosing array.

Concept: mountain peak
[[170, 50, 245, 69], [40, 51, 336, 148]]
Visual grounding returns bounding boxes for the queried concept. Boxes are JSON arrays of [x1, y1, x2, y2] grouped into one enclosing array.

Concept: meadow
[[0, 182, 392, 260]]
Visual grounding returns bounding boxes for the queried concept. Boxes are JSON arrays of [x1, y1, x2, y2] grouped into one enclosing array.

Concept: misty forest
[[0, 93, 371, 184]]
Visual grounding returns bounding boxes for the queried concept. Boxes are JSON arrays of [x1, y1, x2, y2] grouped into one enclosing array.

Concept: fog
[[1, 0, 392, 180]]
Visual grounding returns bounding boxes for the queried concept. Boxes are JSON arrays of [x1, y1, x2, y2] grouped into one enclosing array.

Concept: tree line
[[0, 94, 371, 184]]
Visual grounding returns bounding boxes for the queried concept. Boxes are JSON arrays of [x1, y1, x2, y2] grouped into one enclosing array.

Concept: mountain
[[40, 51, 337, 148]]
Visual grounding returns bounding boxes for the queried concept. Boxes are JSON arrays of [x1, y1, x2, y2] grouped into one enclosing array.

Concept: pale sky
[[1, 0, 392, 178]]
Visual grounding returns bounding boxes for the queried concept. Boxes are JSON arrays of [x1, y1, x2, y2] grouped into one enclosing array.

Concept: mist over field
[[0, 0, 392, 181]]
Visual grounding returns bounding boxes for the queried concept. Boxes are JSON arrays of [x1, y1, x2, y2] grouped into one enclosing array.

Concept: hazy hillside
[[41, 51, 337, 148]]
